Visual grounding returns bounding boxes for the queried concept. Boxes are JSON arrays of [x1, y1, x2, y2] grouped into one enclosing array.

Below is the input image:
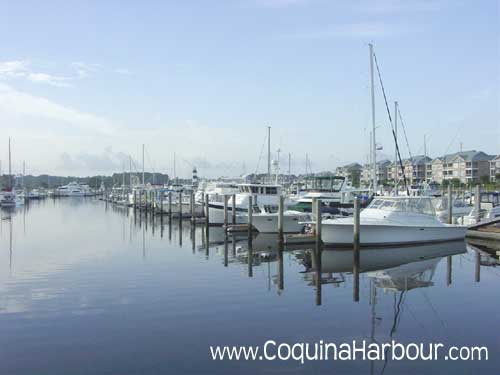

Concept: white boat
[[0, 191, 17, 207], [207, 183, 284, 225], [461, 192, 500, 225], [56, 182, 94, 196], [433, 196, 472, 223], [321, 196, 467, 246], [289, 176, 371, 214], [252, 209, 310, 233]]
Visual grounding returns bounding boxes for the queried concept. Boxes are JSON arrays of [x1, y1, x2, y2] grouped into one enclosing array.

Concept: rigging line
[[254, 132, 267, 175], [373, 51, 410, 195], [381, 290, 405, 374], [397, 107, 414, 163]]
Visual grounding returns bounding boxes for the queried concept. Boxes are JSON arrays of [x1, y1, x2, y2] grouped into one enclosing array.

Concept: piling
[[231, 194, 236, 225], [447, 184, 453, 224], [223, 235, 228, 267], [205, 194, 210, 227], [474, 185, 481, 223], [134, 190, 137, 211], [160, 191, 164, 219], [277, 242, 284, 291], [191, 191, 195, 222], [475, 250, 480, 282], [247, 236, 253, 277], [315, 198, 322, 306], [446, 256, 452, 286], [247, 195, 253, 238], [168, 191, 172, 217], [178, 191, 183, 218], [278, 195, 284, 241], [223, 195, 228, 231], [353, 197, 360, 302]]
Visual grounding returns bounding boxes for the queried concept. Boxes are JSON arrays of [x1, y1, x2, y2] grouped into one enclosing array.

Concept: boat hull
[[321, 221, 467, 246], [252, 214, 307, 233]]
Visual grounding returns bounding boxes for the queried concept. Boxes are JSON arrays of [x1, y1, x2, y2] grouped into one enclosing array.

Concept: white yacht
[[321, 196, 467, 246], [56, 182, 93, 196], [207, 183, 284, 225]]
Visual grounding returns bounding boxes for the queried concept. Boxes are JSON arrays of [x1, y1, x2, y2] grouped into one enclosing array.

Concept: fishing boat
[[321, 196, 467, 246]]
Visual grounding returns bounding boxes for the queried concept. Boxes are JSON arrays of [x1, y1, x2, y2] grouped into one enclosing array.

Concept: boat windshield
[[305, 177, 344, 192], [368, 198, 435, 215]]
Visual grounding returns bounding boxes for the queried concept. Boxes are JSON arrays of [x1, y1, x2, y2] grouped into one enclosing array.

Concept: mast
[[394, 101, 398, 186], [142, 144, 145, 185], [129, 155, 132, 186], [369, 43, 377, 195], [173, 152, 176, 183], [267, 126, 271, 180], [22, 160, 25, 189], [424, 134, 428, 182], [8, 137, 12, 190]]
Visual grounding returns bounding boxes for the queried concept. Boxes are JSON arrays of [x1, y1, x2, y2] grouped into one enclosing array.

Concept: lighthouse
[[192, 167, 198, 188]]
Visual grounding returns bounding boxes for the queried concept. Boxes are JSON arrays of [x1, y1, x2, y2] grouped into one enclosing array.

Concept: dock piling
[[168, 191, 172, 217], [353, 197, 360, 302], [223, 195, 228, 231], [447, 184, 453, 224], [232, 194, 236, 225], [247, 195, 253, 239], [474, 185, 481, 223], [278, 195, 284, 241]]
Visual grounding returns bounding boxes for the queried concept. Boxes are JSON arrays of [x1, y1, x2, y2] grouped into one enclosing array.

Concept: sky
[[0, 0, 498, 178]]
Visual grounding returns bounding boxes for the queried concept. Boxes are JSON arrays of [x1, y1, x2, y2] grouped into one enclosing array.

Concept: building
[[388, 155, 431, 184], [361, 160, 391, 186], [430, 150, 493, 184], [335, 162, 362, 182], [490, 155, 500, 182]]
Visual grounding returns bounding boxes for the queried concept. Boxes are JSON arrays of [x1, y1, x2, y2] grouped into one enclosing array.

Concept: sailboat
[[0, 138, 17, 208], [321, 45, 467, 246]]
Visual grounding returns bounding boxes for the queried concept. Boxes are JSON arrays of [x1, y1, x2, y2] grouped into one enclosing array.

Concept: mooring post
[[160, 191, 164, 215], [447, 256, 452, 286], [316, 198, 322, 243], [134, 190, 137, 211], [168, 191, 172, 217], [278, 241, 284, 291], [278, 195, 284, 241], [205, 194, 210, 227], [178, 191, 183, 219], [191, 191, 195, 222], [474, 185, 481, 223], [247, 195, 253, 239], [312, 198, 317, 236], [231, 194, 236, 225], [223, 195, 228, 231], [447, 184, 453, 224], [223, 235, 228, 267], [353, 197, 360, 302], [475, 250, 480, 283]]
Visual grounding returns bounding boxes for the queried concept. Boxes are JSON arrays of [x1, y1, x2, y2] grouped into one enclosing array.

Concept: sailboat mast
[[8, 137, 12, 190], [267, 126, 271, 180], [129, 155, 132, 186], [394, 101, 398, 192], [369, 43, 377, 195], [142, 144, 145, 185], [173, 152, 176, 183]]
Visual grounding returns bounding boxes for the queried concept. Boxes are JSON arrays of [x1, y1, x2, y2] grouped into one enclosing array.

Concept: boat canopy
[[304, 176, 345, 192], [368, 197, 436, 216], [238, 184, 280, 195]]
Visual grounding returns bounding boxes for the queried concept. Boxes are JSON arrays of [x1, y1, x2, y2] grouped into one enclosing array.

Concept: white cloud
[[71, 61, 101, 78], [0, 82, 118, 135], [26, 72, 72, 87]]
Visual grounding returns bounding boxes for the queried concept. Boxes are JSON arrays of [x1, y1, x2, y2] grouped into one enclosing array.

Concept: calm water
[[0, 199, 498, 374]]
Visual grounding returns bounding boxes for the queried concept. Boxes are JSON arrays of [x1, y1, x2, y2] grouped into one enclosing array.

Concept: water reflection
[[1, 199, 498, 375]]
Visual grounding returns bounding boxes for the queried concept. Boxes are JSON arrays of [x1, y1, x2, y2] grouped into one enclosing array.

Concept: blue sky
[[0, 0, 498, 177]]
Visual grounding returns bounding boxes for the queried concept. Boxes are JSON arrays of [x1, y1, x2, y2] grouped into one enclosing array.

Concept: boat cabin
[[367, 197, 436, 216], [303, 176, 347, 192]]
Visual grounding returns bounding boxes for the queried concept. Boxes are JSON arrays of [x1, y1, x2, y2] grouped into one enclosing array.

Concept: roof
[[436, 150, 494, 162], [342, 162, 362, 169]]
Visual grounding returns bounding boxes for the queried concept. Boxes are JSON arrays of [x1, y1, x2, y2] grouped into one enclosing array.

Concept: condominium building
[[490, 155, 500, 182], [430, 150, 493, 183]]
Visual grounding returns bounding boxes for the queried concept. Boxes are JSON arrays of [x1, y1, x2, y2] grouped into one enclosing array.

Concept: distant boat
[[55, 182, 94, 197], [0, 138, 16, 208], [321, 196, 467, 246]]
